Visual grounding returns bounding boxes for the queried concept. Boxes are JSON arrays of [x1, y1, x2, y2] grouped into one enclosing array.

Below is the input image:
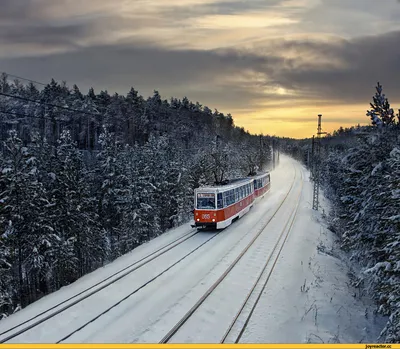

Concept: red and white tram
[[192, 172, 271, 230], [253, 172, 271, 198]]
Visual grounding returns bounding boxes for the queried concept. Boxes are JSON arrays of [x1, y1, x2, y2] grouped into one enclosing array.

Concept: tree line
[[0, 73, 275, 318], [284, 82, 400, 343]]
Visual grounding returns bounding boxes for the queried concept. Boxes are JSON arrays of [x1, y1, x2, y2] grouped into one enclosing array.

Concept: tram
[[192, 172, 270, 230]]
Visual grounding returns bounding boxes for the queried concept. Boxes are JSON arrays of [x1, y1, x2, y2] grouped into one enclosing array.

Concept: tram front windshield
[[197, 193, 215, 209]]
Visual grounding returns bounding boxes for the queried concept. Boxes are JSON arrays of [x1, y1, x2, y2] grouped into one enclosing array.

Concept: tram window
[[197, 194, 215, 209], [226, 190, 233, 205], [217, 193, 223, 209]]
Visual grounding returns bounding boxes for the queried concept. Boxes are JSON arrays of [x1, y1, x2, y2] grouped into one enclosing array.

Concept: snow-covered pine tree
[[363, 146, 400, 343], [49, 130, 106, 285], [125, 87, 146, 145], [123, 140, 161, 245], [0, 221, 13, 317], [140, 134, 176, 233], [96, 126, 126, 259], [366, 82, 396, 127], [0, 130, 52, 306]]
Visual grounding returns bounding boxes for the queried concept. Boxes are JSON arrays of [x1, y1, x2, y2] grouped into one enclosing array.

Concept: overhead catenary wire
[[0, 91, 102, 118], [1, 71, 47, 86]]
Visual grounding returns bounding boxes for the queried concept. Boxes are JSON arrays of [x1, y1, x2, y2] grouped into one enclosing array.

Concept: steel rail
[[159, 166, 298, 343]]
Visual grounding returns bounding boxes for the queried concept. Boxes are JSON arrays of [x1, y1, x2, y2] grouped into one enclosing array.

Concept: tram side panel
[[193, 181, 255, 229], [254, 173, 271, 198]]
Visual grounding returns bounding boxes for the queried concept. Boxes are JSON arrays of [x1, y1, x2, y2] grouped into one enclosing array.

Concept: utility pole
[[310, 135, 315, 180], [312, 114, 327, 211]]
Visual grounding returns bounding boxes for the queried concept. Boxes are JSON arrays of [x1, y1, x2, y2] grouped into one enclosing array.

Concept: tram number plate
[[202, 214, 210, 219]]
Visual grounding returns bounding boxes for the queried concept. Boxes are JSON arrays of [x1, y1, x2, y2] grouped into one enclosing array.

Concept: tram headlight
[[197, 219, 200, 221], [212, 219, 215, 222]]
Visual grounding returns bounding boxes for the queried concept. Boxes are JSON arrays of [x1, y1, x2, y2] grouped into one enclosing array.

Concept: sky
[[1, 0, 400, 138]]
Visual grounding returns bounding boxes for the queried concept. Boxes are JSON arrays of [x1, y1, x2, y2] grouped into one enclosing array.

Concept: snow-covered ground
[[237, 163, 386, 344], [0, 155, 385, 343]]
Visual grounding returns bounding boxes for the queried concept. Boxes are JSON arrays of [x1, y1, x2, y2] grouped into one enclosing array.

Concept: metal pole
[[312, 114, 326, 211], [311, 135, 315, 180]]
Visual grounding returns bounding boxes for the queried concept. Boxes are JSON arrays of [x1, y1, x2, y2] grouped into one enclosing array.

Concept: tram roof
[[195, 177, 253, 193]]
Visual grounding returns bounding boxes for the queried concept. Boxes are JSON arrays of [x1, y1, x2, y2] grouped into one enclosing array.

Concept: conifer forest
[[0, 74, 399, 342]]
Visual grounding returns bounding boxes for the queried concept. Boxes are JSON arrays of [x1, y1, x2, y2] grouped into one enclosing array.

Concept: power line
[[0, 91, 101, 118], [1, 72, 47, 86]]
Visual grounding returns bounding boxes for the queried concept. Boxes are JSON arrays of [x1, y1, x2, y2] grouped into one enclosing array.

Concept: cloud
[[261, 31, 400, 104], [0, 43, 276, 110], [0, 22, 90, 46], [298, 0, 400, 37], [0, 0, 305, 55], [2, 29, 400, 115], [1, 0, 400, 138]]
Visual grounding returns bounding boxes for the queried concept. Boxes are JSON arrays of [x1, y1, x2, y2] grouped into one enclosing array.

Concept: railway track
[[55, 231, 221, 343], [221, 170, 304, 343], [1, 164, 297, 344], [159, 166, 301, 343], [54, 167, 296, 343], [0, 228, 199, 343]]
